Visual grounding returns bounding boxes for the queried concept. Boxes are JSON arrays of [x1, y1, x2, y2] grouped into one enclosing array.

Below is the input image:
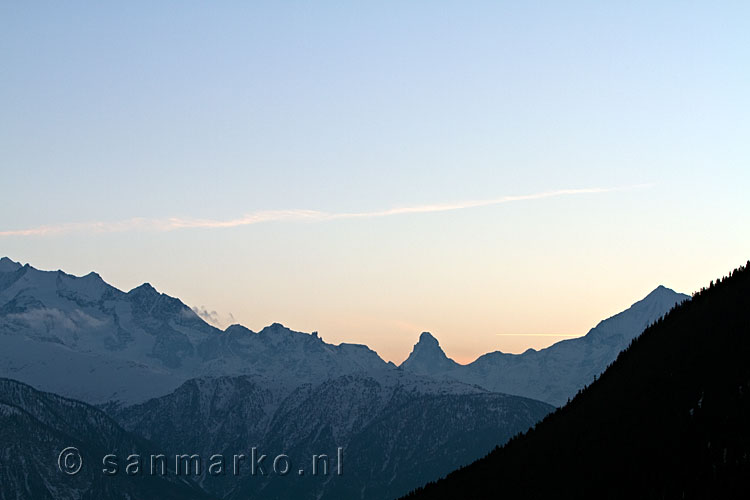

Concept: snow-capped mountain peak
[[259, 322, 293, 334], [418, 331, 440, 346], [224, 323, 255, 334], [0, 260, 396, 404], [128, 281, 158, 294], [400, 331, 459, 374], [640, 284, 683, 304], [0, 257, 22, 273], [585, 285, 690, 342], [400, 285, 691, 405]]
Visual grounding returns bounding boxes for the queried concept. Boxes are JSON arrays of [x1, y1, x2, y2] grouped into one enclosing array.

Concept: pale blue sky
[[2, 2, 749, 362]]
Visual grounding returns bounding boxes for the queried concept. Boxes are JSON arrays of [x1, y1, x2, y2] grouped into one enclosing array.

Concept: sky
[[1, 2, 749, 364]]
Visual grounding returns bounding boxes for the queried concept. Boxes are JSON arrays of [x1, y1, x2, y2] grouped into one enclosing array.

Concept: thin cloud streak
[[0, 184, 652, 237]]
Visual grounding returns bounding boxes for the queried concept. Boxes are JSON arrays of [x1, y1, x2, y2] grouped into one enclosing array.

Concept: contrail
[[0, 184, 652, 237]]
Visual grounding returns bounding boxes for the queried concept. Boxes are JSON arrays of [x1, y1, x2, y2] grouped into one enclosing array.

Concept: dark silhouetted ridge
[[401, 261, 750, 500]]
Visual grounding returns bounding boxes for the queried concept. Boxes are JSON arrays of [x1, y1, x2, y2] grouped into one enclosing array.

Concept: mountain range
[[0, 256, 687, 407], [112, 372, 551, 499], [0, 257, 386, 405], [0, 256, 694, 498], [401, 262, 750, 499], [0, 377, 212, 500], [400, 285, 690, 405]]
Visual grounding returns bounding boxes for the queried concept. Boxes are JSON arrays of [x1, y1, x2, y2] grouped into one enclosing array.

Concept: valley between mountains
[[0, 257, 694, 499]]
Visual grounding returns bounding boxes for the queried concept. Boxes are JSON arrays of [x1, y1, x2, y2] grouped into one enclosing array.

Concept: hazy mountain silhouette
[[400, 285, 690, 405], [2, 256, 722, 499], [0, 258, 387, 404], [1, 256, 687, 409], [0, 257, 556, 499], [401, 262, 750, 499]]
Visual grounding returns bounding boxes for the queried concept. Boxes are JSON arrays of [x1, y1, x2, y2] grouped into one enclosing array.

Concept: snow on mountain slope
[[0, 258, 389, 404], [0, 378, 214, 500], [0, 257, 22, 273], [112, 371, 553, 500], [0, 256, 689, 409], [400, 332, 459, 374], [400, 286, 691, 406]]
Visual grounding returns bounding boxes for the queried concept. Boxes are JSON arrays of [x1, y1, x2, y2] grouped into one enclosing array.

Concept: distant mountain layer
[[0, 256, 689, 409], [112, 371, 553, 500], [400, 285, 690, 405], [0, 378, 214, 500], [0, 257, 557, 499], [402, 262, 750, 499], [0, 257, 388, 404]]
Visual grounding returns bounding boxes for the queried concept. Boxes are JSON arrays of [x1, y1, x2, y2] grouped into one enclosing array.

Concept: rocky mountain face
[[0, 256, 689, 409], [0, 378, 215, 500], [401, 264, 750, 500], [0, 257, 694, 499], [0, 258, 387, 405], [400, 285, 691, 405], [400, 332, 459, 373], [112, 371, 553, 500]]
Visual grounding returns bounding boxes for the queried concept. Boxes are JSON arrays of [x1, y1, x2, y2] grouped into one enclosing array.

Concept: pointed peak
[[0, 257, 23, 273], [400, 331, 458, 373], [128, 282, 158, 295], [585, 284, 691, 343], [639, 285, 690, 306], [259, 322, 292, 334], [417, 331, 440, 347], [648, 284, 669, 294]]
